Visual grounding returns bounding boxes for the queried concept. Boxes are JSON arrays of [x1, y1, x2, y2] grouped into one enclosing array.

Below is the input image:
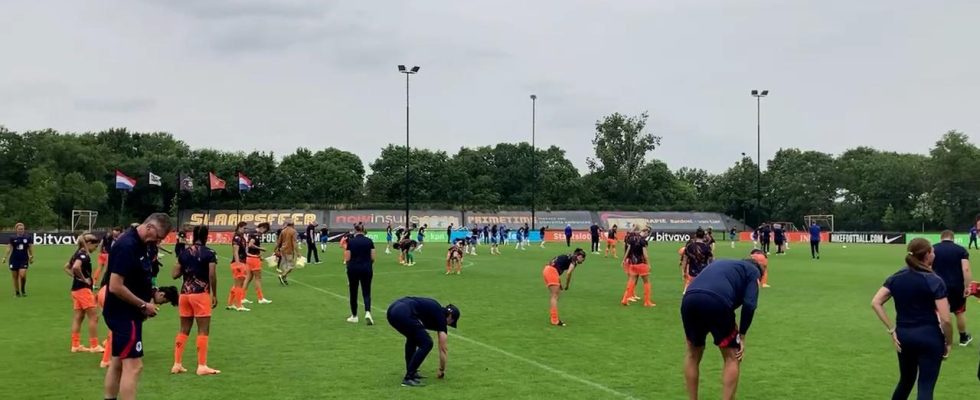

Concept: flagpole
[[175, 172, 181, 229], [119, 189, 127, 226]]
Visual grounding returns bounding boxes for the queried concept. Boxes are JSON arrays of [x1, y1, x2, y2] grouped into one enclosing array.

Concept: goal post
[[803, 215, 834, 232], [71, 210, 99, 232]]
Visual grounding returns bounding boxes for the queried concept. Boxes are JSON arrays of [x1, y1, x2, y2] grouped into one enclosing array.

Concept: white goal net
[[71, 210, 99, 232]]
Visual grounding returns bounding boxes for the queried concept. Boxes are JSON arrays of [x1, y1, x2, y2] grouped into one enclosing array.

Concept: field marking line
[[287, 273, 638, 400]]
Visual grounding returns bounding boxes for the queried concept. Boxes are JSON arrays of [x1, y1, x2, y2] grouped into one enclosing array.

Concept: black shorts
[[106, 318, 144, 359], [948, 288, 966, 314], [8, 260, 28, 271], [681, 292, 739, 349]]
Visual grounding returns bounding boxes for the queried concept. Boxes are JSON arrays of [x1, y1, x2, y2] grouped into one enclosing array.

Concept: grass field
[[1, 240, 978, 399]]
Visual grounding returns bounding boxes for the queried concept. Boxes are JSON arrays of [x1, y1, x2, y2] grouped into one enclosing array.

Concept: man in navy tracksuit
[[564, 224, 573, 247], [809, 223, 822, 259], [681, 251, 766, 400], [386, 297, 460, 387]]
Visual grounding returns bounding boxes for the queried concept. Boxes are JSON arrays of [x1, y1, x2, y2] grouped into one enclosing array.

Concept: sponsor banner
[[597, 211, 727, 232], [544, 230, 594, 242], [0, 232, 103, 246], [329, 210, 461, 230], [738, 231, 830, 243], [830, 232, 906, 245], [464, 211, 594, 229], [905, 233, 968, 246], [649, 231, 695, 242], [180, 210, 324, 232]]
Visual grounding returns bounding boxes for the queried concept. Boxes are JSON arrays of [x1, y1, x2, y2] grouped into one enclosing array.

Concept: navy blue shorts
[[8, 258, 28, 271], [680, 292, 739, 349], [106, 318, 144, 359]]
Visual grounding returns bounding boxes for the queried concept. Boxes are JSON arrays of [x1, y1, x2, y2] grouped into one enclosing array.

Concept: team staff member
[[871, 238, 953, 400], [589, 223, 601, 254], [64, 232, 104, 353], [102, 213, 171, 400], [305, 222, 320, 264], [681, 250, 766, 400], [276, 222, 299, 286], [542, 249, 587, 326], [243, 222, 272, 305], [171, 225, 220, 376], [773, 225, 785, 255], [809, 222, 822, 259], [98, 272, 179, 368], [386, 296, 460, 387], [95, 227, 121, 284], [564, 224, 573, 247], [759, 223, 772, 254], [345, 224, 376, 324], [3, 222, 33, 297], [620, 228, 654, 307], [931, 230, 973, 346]]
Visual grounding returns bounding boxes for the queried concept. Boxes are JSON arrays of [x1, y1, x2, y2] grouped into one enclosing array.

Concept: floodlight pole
[[751, 89, 768, 224], [530, 94, 537, 230], [399, 65, 420, 229]]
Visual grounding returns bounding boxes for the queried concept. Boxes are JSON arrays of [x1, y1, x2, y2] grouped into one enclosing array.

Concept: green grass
[[1, 241, 978, 399]]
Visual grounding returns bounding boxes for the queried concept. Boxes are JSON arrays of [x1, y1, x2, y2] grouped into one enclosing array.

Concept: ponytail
[[904, 238, 932, 273], [76, 232, 98, 252]]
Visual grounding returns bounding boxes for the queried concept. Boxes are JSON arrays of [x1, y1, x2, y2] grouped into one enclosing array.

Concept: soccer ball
[[842, 245, 847, 249]]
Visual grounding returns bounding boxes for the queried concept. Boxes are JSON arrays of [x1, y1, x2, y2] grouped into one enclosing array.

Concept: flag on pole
[[238, 173, 253, 192], [148, 172, 162, 186], [115, 170, 136, 191], [179, 173, 194, 192], [209, 172, 226, 191]]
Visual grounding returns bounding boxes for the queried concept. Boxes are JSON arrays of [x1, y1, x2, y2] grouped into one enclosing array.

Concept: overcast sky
[[1, 0, 977, 174]]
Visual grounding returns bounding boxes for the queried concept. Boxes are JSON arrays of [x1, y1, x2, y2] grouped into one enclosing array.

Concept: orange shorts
[[628, 263, 650, 276], [179, 292, 212, 318], [98, 253, 109, 266], [72, 289, 96, 311], [246, 256, 262, 272], [97, 286, 106, 308], [607, 239, 616, 245], [231, 262, 248, 280], [542, 265, 561, 287]]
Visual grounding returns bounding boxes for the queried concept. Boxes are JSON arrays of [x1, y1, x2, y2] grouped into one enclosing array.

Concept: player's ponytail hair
[[76, 232, 99, 251], [905, 238, 932, 273], [193, 225, 209, 246]]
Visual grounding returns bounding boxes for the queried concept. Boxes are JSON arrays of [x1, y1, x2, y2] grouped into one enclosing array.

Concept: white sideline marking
[[287, 276, 638, 400]]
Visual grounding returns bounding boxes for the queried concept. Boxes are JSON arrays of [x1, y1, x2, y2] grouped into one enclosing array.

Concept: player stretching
[[683, 229, 714, 294], [94, 227, 120, 285], [65, 233, 104, 353], [620, 228, 654, 307], [681, 251, 766, 400], [3, 222, 33, 297], [243, 222, 271, 305], [226, 222, 249, 311], [490, 230, 501, 255], [539, 226, 548, 248], [446, 241, 464, 275], [605, 225, 619, 258], [171, 225, 220, 375], [542, 249, 587, 326]]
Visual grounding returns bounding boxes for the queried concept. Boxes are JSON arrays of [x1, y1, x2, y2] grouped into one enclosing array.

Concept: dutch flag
[[115, 170, 137, 191], [238, 173, 253, 192]]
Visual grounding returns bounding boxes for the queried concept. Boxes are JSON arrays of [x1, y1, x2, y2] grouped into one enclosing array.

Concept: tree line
[[1, 115, 978, 232]]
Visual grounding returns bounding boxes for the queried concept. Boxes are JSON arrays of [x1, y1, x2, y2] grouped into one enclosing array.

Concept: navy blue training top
[[401, 297, 448, 333], [932, 241, 969, 289], [686, 260, 762, 335], [346, 234, 375, 270], [103, 229, 153, 321], [809, 225, 821, 241], [883, 268, 947, 328]]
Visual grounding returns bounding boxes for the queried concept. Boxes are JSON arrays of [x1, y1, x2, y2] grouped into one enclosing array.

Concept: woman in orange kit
[[171, 225, 220, 376], [64, 232, 104, 353]]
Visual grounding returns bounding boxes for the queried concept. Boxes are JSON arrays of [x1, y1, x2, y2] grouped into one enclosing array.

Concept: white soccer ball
[[842, 245, 848, 249]]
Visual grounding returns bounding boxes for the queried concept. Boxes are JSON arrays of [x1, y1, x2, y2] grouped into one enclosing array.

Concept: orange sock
[[621, 281, 636, 304], [256, 287, 265, 301], [234, 287, 244, 308], [101, 333, 112, 364], [227, 288, 236, 307], [71, 332, 81, 348], [196, 335, 209, 366], [643, 281, 653, 305], [549, 306, 559, 325], [93, 267, 102, 282], [174, 333, 188, 364], [89, 337, 99, 348], [762, 269, 769, 285]]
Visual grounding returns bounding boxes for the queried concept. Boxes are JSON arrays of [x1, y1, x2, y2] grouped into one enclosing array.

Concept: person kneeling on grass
[[386, 297, 460, 387], [681, 250, 766, 400]]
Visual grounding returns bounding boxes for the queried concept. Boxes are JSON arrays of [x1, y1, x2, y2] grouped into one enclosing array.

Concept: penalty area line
[[287, 275, 638, 400]]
